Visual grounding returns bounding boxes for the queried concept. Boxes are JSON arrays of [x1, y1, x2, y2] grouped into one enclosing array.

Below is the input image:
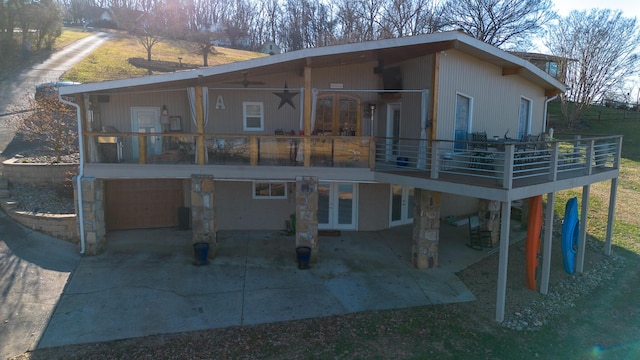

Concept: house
[[510, 52, 574, 82], [261, 41, 281, 55], [59, 31, 621, 322]]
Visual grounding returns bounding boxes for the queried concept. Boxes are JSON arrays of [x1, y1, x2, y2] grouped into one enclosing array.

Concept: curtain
[[84, 94, 100, 163]]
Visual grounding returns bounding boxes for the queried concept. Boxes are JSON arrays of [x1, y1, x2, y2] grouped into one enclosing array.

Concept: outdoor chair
[[467, 215, 492, 250], [469, 132, 493, 169]]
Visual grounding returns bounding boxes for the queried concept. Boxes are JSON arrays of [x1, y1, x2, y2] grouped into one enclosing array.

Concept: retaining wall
[[2, 158, 78, 184]]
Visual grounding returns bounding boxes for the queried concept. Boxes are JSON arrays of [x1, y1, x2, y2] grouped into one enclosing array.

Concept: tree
[[130, 14, 164, 61], [545, 9, 640, 127], [187, 29, 220, 66], [442, 0, 555, 49], [10, 91, 78, 163]]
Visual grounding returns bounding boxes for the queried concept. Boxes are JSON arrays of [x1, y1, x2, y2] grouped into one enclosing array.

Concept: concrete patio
[[38, 222, 525, 349]]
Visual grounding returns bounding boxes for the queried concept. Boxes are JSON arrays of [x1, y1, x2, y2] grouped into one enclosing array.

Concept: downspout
[[59, 93, 86, 254]]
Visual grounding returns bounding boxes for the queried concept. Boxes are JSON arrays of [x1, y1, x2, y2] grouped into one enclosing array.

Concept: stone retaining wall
[[2, 158, 78, 184], [0, 201, 79, 243]]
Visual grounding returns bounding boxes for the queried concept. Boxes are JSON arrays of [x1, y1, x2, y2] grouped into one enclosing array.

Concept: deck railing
[[85, 131, 621, 188], [374, 135, 622, 189], [86, 133, 374, 168]]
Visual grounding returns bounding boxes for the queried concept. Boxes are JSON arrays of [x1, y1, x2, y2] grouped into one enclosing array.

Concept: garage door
[[105, 179, 185, 230]]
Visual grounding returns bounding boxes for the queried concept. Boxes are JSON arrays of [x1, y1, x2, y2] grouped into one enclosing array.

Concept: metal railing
[[374, 135, 622, 189], [85, 131, 621, 189]]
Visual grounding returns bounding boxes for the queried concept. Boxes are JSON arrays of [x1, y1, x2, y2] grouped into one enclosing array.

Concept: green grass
[[53, 28, 92, 51], [62, 34, 266, 83]]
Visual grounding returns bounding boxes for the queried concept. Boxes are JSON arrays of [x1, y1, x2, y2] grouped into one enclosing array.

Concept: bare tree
[[545, 9, 640, 127], [379, 0, 446, 38], [442, 0, 554, 49], [130, 13, 164, 61], [187, 29, 221, 66], [10, 92, 78, 162]]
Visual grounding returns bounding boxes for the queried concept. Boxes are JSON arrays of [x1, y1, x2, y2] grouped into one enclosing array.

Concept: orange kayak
[[526, 195, 543, 291]]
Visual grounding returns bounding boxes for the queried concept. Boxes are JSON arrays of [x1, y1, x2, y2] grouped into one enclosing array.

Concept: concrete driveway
[[0, 211, 80, 359], [34, 223, 522, 350]]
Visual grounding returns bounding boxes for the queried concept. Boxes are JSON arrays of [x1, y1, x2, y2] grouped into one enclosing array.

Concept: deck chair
[[467, 215, 492, 250]]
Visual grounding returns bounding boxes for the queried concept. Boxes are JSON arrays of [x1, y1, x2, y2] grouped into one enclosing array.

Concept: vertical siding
[[437, 50, 547, 142]]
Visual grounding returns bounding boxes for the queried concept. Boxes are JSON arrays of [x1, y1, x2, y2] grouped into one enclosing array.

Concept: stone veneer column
[[479, 199, 502, 246], [295, 176, 318, 262], [78, 177, 106, 255], [191, 175, 217, 259], [412, 189, 440, 269]]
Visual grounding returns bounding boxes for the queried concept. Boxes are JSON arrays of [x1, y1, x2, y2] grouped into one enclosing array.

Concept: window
[[253, 182, 287, 199], [545, 61, 558, 77], [454, 93, 473, 150], [243, 102, 263, 131]]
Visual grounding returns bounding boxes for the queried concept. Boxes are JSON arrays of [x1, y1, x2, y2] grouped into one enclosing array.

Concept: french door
[[390, 185, 414, 226], [318, 182, 358, 230]]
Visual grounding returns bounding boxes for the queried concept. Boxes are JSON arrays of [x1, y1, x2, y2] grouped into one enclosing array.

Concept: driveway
[[0, 31, 112, 154], [0, 211, 80, 359]]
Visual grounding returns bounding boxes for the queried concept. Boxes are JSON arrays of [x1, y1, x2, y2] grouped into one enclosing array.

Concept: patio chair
[[467, 215, 492, 250], [469, 132, 492, 169]]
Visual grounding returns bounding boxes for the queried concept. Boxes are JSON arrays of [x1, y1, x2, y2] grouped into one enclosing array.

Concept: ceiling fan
[[224, 72, 265, 88]]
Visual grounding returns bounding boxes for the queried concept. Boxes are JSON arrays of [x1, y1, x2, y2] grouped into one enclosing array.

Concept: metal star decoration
[[273, 82, 299, 109]]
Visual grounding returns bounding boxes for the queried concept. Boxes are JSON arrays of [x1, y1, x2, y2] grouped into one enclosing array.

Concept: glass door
[[390, 185, 414, 226], [318, 182, 357, 230], [131, 107, 162, 159]]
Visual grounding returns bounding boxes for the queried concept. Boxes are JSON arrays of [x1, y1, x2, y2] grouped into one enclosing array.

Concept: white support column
[[604, 178, 618, 256], [540, 192, 555, 295], [576, 185, 590, 273], [495, 200, 512, 322]]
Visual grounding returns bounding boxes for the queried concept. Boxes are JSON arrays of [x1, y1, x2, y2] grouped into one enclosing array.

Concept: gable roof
[[60, 31, 566, 96]]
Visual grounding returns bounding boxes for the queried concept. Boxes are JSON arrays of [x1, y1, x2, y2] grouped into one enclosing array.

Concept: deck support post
[[604, 178, 618, 256], [495, 200, 512, 322], [412, 189, 440, 269], [191, 175, 217, 259], [540, 192, 555, 294], [295, 176, 319, 262], [576, 185, 590, 273]]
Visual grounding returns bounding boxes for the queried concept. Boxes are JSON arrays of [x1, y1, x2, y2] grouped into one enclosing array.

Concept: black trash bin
[[193, 242, 209, 266], [296, 246, 311, 270], [178, 207, 190, 230]]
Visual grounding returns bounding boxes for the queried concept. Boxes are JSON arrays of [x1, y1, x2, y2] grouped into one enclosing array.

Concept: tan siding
[[437, 50, 547, 143], [358, 183, 390, 230], [214, 181, 296, 230]]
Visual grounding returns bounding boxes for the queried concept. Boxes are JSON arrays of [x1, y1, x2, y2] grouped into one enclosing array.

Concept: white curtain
[[84, 94, 100, 163], [417, 89, 430, 169], [187, 87, 209, 162]]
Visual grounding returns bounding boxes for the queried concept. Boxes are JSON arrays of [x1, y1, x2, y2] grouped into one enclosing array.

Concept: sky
[[534, 1, 640, 53], [552, 0, 640, 18]]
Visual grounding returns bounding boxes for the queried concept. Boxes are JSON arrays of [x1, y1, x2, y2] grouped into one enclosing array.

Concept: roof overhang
[[60, 31, 566, 96]]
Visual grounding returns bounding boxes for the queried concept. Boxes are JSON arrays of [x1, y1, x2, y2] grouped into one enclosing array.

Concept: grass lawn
[[62, 33, 266, 83], [53, 28, 92, 51]]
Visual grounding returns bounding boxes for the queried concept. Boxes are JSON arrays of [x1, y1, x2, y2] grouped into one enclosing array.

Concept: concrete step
[[0, 189, 10, 198], [1, 199, 18, 209], [0, 178, 7, 190]]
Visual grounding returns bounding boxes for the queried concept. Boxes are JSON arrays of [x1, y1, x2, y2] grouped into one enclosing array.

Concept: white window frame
[[243, 101, 264, 131], [253, 181, 287, 199]]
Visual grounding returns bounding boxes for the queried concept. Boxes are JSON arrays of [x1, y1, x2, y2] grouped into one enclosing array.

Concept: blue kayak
[[561, 197, 580, 274]]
